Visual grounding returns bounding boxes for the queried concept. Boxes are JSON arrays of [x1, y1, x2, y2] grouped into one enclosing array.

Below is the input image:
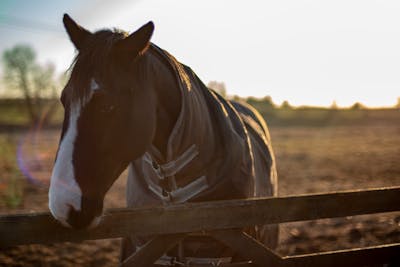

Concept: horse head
[[49, 14, 157, 229]]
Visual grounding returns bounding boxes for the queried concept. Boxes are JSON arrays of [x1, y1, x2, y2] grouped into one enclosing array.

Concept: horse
[[49, 14, 278, 265]]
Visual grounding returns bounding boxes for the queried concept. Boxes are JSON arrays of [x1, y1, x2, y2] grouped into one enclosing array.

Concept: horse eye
[[90, 90, 114, 113], [100, 104, 115, 113]]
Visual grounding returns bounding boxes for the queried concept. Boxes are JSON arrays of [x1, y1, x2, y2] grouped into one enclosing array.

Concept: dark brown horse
[[49, 14, 278, 265]]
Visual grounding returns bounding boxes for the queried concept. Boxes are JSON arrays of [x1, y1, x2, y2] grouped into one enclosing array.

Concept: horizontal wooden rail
[[1, 186, 399, 247], [213, 230, 400, 267]]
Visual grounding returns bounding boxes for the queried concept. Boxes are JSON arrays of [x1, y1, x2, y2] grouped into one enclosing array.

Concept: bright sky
[[1, 0, 400, 107]]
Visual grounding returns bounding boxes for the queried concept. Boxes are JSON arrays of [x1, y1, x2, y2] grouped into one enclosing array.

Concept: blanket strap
[[148, 175, 208, 204], [143, 144, 208, 204], [148, 144, 199, 180]]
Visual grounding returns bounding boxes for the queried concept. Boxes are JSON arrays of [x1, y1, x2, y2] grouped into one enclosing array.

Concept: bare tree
[[2, 44, 61, 125]]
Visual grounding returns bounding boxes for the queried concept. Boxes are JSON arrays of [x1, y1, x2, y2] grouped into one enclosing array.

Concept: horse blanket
[[123, 44, 278, 262]]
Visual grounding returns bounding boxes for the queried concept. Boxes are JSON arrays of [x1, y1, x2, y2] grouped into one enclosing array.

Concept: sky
[[0, 0, 400, 107]]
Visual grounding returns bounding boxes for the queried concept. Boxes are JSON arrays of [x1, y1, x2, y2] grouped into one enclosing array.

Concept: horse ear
[[116, 21, 154, 58], [63, 14, 91, 50]]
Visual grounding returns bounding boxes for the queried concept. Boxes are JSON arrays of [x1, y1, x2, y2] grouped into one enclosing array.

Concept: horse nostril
[[66, 205, 95, 229], [66, 198, 103, 229]]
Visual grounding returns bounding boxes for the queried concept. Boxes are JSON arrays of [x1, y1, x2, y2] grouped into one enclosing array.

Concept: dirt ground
[[0, 123, 399, 266]]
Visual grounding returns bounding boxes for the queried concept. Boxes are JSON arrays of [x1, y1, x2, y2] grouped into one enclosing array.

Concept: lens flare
[[16, 107, 60, 187]]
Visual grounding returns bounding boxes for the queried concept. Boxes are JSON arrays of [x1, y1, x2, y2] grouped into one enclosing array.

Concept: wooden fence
[[1, 186, 400, 266]]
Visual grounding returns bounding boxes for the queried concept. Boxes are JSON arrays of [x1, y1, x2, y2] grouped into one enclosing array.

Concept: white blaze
[[48, 103, 82, 226], [90, 79, 100, 91], [49, 79, 99, 227]]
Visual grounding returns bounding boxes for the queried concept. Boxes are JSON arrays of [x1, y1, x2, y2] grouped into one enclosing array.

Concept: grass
[[0, 98, 399, 128], [0, 134, 24, 208], [0, 98, 64, 126], [271, 124, 400, 195], [0, 100, 31, 125], [247, 98, 400, 127], [3, 173, 23, 208]]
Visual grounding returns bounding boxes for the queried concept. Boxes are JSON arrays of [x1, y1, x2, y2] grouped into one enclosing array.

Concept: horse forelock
[[67, 29, 128, 106]]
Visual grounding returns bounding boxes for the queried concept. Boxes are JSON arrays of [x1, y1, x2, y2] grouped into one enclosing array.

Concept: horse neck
[[146, 51, 181, 157]]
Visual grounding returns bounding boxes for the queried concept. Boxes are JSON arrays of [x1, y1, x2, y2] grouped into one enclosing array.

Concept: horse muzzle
[[65, 197, 103, 229]]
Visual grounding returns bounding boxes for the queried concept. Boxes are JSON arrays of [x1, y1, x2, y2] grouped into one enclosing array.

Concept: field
[[0, 108, 399, 266]]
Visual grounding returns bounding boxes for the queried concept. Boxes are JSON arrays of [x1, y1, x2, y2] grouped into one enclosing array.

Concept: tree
[[207, 80, 227, 98], [280, 100, 292, 109], [350, 102, 365, 110], [396, 97, 400, 109], [2, 44, 61, 125], [261, 95, 275, 109], [246, 96, 275, 109], [330, 100, 338, 110]]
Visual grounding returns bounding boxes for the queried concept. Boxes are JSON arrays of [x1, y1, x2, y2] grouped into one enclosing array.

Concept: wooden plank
[[283, 243, 400, 267], [218, 262, 254, 267], [154, 262, 254, 267], [1, 186, 399, 246], [211, 229, 282, 267], [120, 234, 185, 267]]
